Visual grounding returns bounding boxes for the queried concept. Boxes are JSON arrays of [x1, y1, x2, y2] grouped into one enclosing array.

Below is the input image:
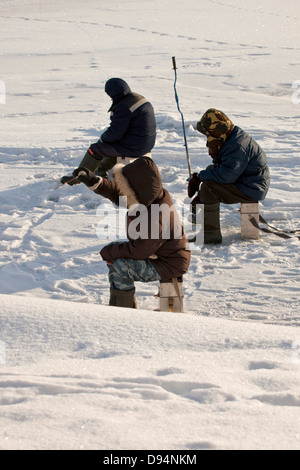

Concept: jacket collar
[[113, 164, 139, 208]]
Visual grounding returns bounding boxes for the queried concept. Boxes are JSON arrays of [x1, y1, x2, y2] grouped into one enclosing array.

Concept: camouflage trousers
[[107, 258, 161, 291]]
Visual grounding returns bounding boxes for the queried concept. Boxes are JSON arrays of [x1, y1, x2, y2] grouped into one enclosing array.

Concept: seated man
[[61, 78, 156, 184], [188, 108, 270, 244], [73, 157, 191, 308]]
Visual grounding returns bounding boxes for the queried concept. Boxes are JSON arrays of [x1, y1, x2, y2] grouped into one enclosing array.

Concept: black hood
[[105, 78, 131, 101]]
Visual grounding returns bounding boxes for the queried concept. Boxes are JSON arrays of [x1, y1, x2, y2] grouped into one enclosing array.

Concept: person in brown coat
[[73, 157, 191, 308]]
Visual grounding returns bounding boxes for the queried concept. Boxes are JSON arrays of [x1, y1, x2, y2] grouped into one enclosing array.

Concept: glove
[[73, 167, 102, 190], [187, 172, 201, 198]]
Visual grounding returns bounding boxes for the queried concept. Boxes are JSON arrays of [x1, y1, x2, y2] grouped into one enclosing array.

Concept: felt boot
[[109, 288, 137, 309], [95, 156, 117, 178], [204, 203, 222, 244]]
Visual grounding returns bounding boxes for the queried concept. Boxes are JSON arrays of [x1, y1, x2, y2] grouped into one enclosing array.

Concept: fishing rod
[[172, 56, 192, 178]]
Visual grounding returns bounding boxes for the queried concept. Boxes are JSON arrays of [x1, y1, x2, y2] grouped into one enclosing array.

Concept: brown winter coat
[[95, 157, 191, 281]]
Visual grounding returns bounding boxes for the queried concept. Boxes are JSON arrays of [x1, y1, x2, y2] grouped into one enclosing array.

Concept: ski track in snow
[[1, 368, 298, 412]]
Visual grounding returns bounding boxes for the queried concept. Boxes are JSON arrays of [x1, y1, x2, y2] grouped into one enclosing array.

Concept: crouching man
[[74, 157, 191, 308], [188, 108, 270, 244]]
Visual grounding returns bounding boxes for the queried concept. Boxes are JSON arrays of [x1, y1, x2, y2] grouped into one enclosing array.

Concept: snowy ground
[[0, 0, 300, 450]]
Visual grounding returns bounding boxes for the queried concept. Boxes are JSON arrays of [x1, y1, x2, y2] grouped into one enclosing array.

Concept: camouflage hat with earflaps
[[196, 108, 235, 157]]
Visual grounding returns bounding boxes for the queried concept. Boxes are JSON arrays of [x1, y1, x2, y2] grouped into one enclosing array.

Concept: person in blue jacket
[[188, 108, 270, 244], [61, 78, 156, 184]]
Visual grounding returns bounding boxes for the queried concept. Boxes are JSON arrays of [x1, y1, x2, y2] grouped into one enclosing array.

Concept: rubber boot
[[187, 200, 204, 245], [95, 156, 117, 178], [109, 288, 138, 309], [60, 151, 101, 185], [204, 203, 222, 244]]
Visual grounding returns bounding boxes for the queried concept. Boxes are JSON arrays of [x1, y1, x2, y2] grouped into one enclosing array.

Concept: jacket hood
[[105, 78, 131, 101], [113, 157, 163, 208]]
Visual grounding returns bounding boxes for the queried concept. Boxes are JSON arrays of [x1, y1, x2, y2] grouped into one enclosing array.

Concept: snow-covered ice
[[0, 0, 299, 450]]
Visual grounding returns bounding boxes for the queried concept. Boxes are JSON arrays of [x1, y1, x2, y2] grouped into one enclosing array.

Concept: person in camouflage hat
[[196, 108, 235, 161], [188, 108, 270, 244]]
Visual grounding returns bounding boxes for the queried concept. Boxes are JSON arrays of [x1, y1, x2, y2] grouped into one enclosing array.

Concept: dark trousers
[[193, 180, 257, 243], [198, 180, 257, 205], [92, 141, 121, 160]]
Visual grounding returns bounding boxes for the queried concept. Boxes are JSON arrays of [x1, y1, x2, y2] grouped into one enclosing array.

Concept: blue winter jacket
[[98, 78, 156, 156], [199, 126, 270, 201]]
